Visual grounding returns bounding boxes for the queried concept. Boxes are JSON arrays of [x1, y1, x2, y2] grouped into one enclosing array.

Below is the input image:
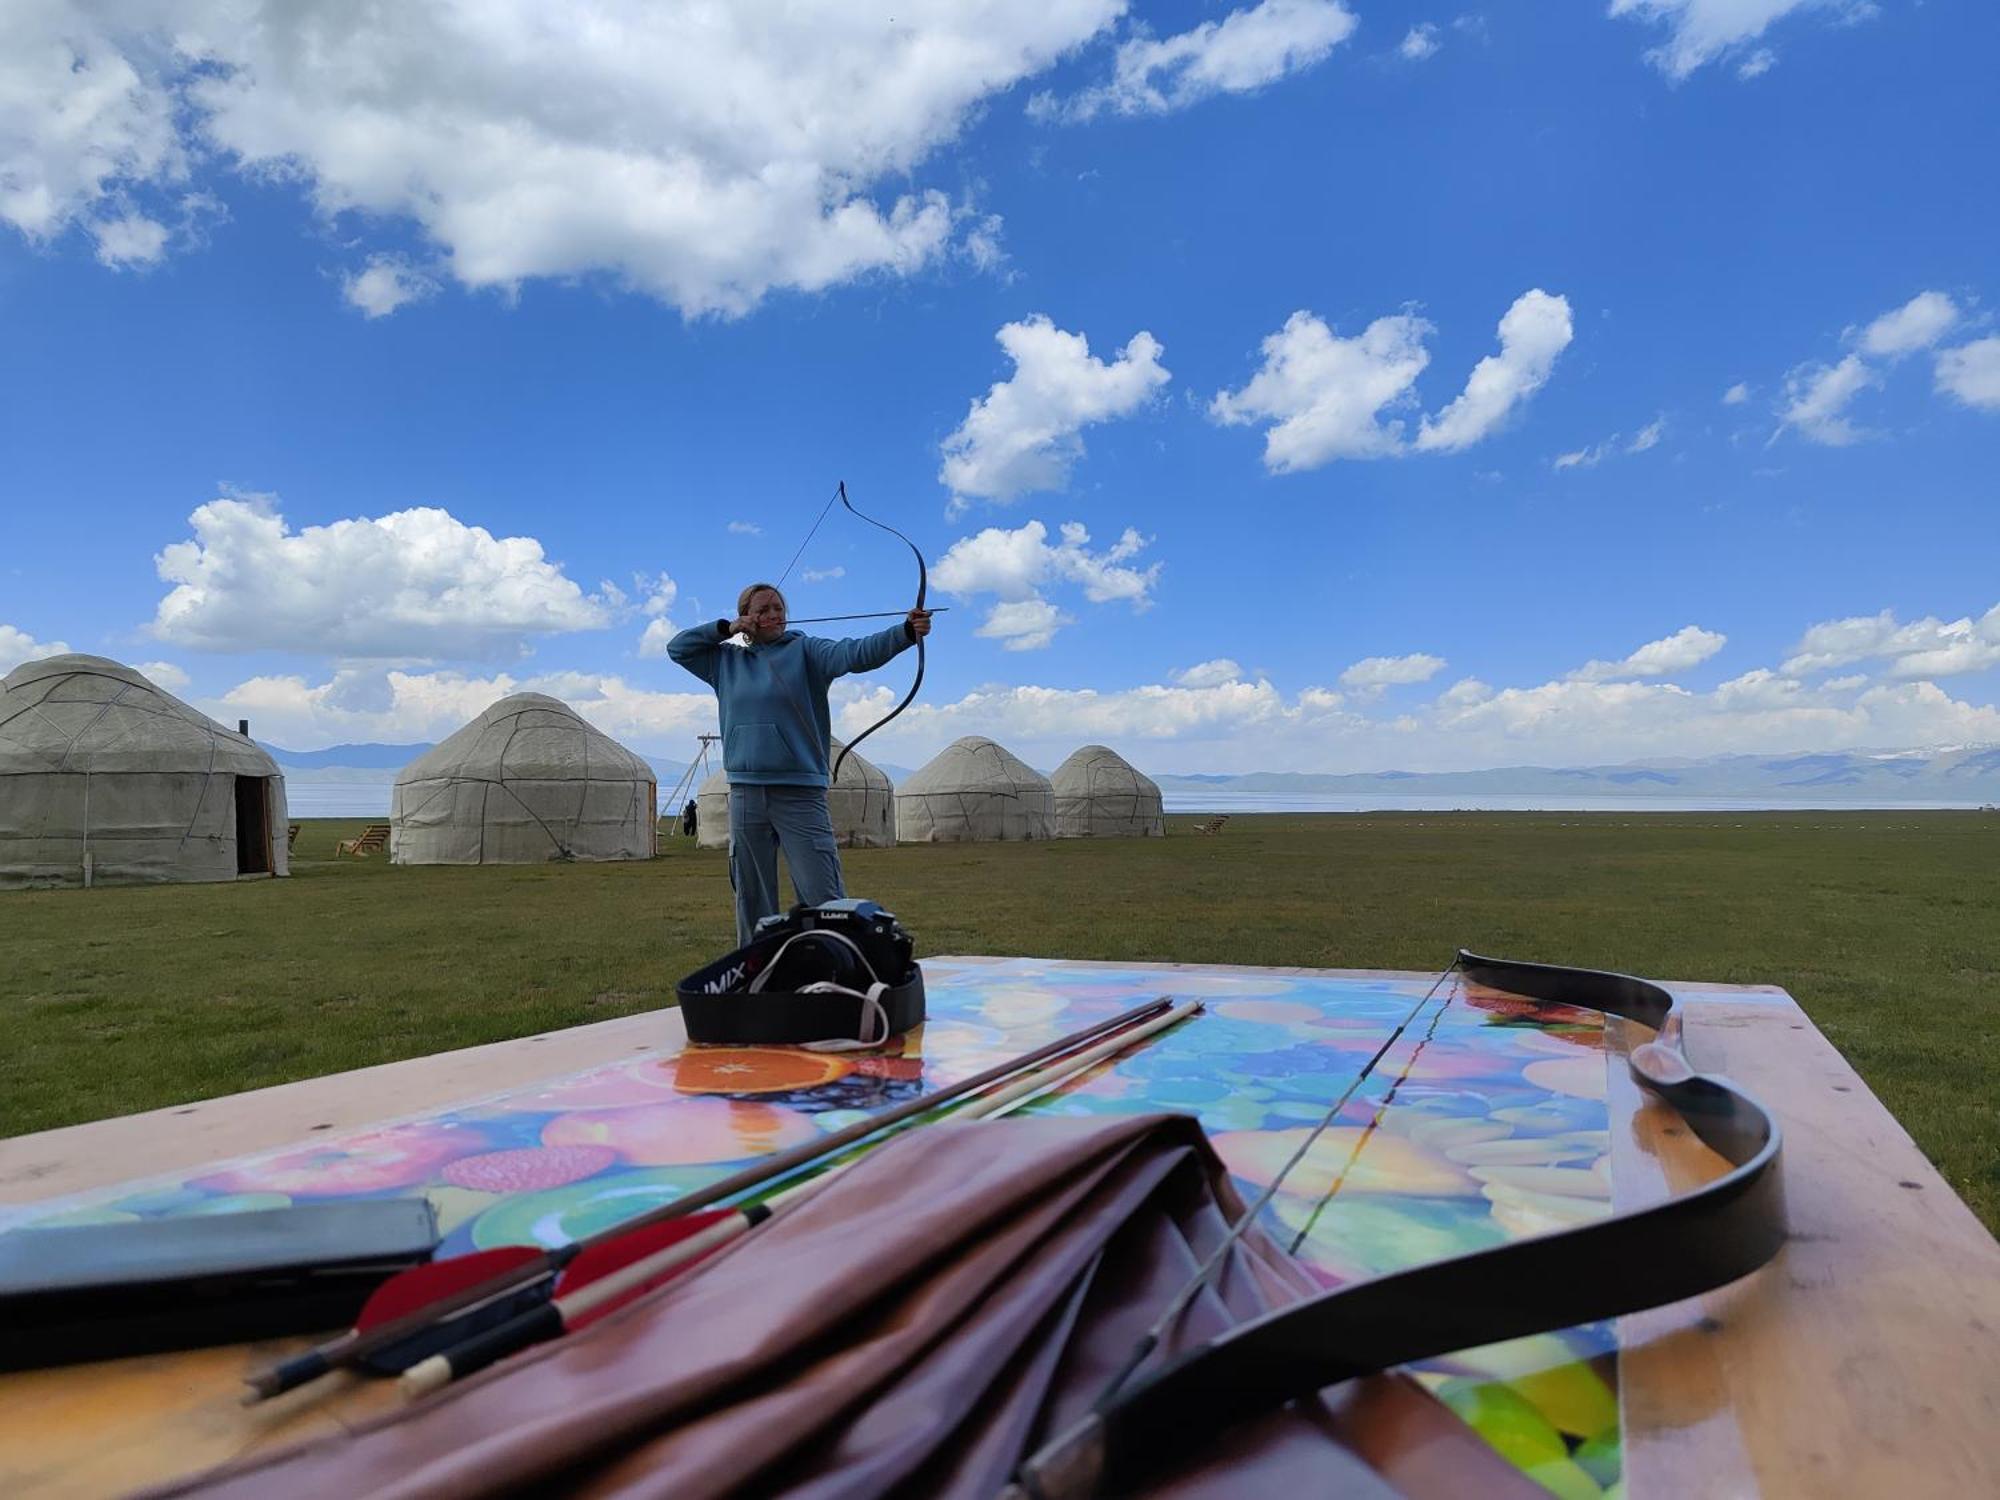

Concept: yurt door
[[235, 776, 273, 874]]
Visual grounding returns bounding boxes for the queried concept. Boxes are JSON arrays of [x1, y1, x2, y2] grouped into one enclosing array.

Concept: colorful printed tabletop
[[3, 958, 1713, 1497]]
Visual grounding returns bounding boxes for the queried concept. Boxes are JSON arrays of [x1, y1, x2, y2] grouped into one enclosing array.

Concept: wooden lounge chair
[[334, 823, 391, 857], [1191, 815, 1229, 835]]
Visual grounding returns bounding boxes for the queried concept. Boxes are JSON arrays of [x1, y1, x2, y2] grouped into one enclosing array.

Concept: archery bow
[[827, 482, 926, 784], [1004, 952, 1788, 1499]]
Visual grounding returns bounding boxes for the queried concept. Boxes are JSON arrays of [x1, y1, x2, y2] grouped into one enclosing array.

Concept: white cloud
[[151, 493, 615, 659], [133, 659, 190, 690], [1339, 653, 1446, 695], [1609, 1, 1878, 82], [933, 519, 1158, 650], [1784, 603, 2000, 679], [831, 641, 2000, 776], [1212, 290, 1572, 471], [636, 619, 677, 658], [212, 666, 718, 752], [1722, 381, 1752, 405], [1858, 291, 1959, 357], [1570, 625, 1727, 682], [636, 573, 678, 618], [1210, 310, 1433, 468], [1554, 438, 1613, 470], [976, 598, 1075, 652], [1627, 415, 1666, 452], [1399, 23, 1442, 60], [1036, 0, 1358, 122], [1778, 353, 1877, 445], [8, 3, 1129, 316], [343, 255, 438, 319], [0, 3, 189, 257], [1173, 658, 1246, 689], [939, 316, 1170, 507], [726, 521, 763, 536], [801, 566, 846, 583], [0, 624, 72, 673], [1935, 337, 2000, 412], [1414, 290, 1574, 452]]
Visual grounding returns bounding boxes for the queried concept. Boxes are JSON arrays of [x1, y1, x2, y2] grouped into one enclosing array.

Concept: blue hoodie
[[667, 621, 914, 787]]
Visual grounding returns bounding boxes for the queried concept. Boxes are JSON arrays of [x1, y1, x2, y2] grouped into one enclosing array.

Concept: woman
[[668, 583, 932, 943]]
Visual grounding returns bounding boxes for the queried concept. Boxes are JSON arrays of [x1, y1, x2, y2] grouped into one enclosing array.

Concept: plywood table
[[2, 958, 1995, 1499]]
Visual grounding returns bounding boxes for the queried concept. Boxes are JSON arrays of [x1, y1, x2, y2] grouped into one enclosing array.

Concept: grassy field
[[4, 811, 1995, 1231]]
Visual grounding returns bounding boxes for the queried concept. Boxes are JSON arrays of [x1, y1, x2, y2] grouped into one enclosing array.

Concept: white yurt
[[392, 694, 656, 865], [1050, 744, 1165, 838], [0, 654, 290, 889], [694, 738, 896, 849], [896, 736, 1053, 843]]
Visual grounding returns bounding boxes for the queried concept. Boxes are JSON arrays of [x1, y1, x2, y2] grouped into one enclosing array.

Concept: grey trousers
[[728, 783, 846, 945]]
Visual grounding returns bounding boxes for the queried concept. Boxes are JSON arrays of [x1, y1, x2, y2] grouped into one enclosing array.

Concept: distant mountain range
[[263, 742, 2000, 804], [1147, 746, 2000, 801]]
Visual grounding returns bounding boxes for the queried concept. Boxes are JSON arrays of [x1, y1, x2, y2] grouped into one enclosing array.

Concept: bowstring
[[776, 484, 843, 590], [1090, 957, 1464, 1410]]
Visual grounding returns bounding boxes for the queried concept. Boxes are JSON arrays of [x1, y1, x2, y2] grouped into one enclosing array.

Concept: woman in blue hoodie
[[669, 583, 932, 943]]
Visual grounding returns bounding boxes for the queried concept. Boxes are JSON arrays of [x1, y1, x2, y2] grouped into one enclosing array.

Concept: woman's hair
[[737, 582, 786, 616]]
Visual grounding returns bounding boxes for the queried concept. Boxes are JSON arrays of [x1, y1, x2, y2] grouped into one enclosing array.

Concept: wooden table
[[2, 959, 1995, 1498]]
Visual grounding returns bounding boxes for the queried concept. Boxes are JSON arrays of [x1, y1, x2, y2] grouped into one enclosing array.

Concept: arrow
[[399, 999, 1205, 1397], [786, 608, 951, 625], [244, 994, 1180, 1403]]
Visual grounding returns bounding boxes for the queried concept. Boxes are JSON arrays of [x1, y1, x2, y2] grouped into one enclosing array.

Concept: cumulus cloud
[[830, 639, 2000, 775], [1212, 290, 1572, 471], [1722, 382, 1751, 405], [1609, 0, 1878, 82], [343, 255, 438, 319], [1569, 625, 1727, 682], [1339, 653, 1447, 696], [933, 519, 1158, 650], [1398, 23, 1442, 61], [133, 659, 190, 690], [1414, 290, 1574, 452], [939, 316, 1170, 509], [1173, 658, 1246, 689], [1778, 353, 1877, 445], [976, 598, 1075, 652], [0, 3, 189, 259], [1934, 337, 2000, 412], [1783, 603, 2000, 679], [7, 2, 1126, 315], [1034, 0, 1357, 122], [636, 619, 677, 658], [0, 624, 73, 673], [151, 493, 616, 659], [212, 666, 718, 751], [1858, 291, 1959, 357]]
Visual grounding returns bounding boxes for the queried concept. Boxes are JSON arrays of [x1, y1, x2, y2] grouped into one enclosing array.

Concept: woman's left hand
[[906, 607, 933, 640]]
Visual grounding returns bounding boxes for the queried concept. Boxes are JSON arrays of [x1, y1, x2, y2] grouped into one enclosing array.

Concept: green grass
[[4, 812, 1996, 1231]]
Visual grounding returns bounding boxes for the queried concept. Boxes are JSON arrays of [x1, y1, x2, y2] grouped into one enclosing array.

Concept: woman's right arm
[[665, 621, 737, 685]]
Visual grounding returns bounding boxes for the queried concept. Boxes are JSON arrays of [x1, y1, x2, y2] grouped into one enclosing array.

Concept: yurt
[[896, 736, 1052, 843], [1050, 744, 1165, 838], [0, 654, 290, 889], [694, 738, 896, 849], [392, 694, 656, 864]]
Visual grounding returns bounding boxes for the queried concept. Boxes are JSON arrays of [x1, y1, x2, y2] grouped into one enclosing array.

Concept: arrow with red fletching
[[245, 995, 1181, 1403], [397, 998, 1206, 1398]]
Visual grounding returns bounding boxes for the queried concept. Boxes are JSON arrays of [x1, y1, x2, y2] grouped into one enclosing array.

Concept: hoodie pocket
[[727, 723, 791, 775]]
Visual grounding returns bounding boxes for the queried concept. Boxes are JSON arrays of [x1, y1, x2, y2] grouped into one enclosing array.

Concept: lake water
[[282, 782, 1986, 819]]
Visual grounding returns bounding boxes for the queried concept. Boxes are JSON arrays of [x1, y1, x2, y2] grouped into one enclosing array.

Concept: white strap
[[746, 929, 893, 1050]]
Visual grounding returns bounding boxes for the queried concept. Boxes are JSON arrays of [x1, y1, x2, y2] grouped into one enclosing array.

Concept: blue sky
[[2, 0, 1996, 773]]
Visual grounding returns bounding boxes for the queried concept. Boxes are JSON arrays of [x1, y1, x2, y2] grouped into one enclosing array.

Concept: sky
[[2, 0, 1996, 775]]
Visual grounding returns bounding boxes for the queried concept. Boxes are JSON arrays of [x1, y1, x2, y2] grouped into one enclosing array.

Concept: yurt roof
[[900, 736, 1048, 793], [396, 693, 651, 785], [0, 654, 278, 778], [1050, 744, 1160, 796]]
